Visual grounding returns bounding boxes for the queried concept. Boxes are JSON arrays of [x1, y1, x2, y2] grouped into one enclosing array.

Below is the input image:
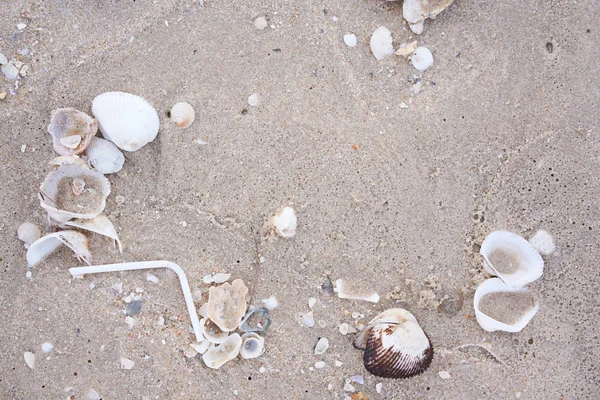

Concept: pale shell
[[170, 102, 195, 128], [207, 279, 249, 332], [402, 0, 455, 34], [473, 278, 539, 333], [92, 92, 160, 152], [85, 137, 125, 174], [26, 230, 92, 267], [202, 333, 242, 369], [62, 214, 122, 253], [47, 108, 98, 156], [199, 317, 229, 344], [370, 27, 395, 61], [17, 222, 41, 248], [411, 47, 434, 71], [240, 332, 265, 359], [272, 206, 297, 238], [528, 230, 556, 256], [480, 230, 544, 287]]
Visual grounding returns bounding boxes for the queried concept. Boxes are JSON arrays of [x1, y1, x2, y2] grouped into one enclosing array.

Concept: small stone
[[439, 370, 450, 379], [157, 316, 165, 325], [115, 195, 125, 205], [343, 33, 357, 47], [146, 274, 159, 283], [308, 297, 317, 309], [344, 383, 356, 393], [0, 92, 7, 100], [0, 53, 7, 65], [120, 357, 134, 369], [262, 295, 278, 310], [300, 311, 315, 327], [314, 337, 329, 355], [351, 376, 364, 385], [515, 392, 522, 398], [317, 320, 327, 328], [248, 93, 259, 107], [376, 383, 383, 393], [411, 47, 434, 71], [255, 16, 268, 30], [180, 221, 187, 227], [24, 352, 35, 369], [124, 316, 136, 328], [315, 361, 326, 369], [17, 23, 27, 30], [259, 366, 266, 373], [41, 342, 54, 353]]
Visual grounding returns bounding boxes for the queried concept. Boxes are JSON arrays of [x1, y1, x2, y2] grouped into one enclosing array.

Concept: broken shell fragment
[[48, 108, 98, 156], [403, 0, 455, 34], [314, 337, 329, 355], [480, 231, 544, 287], [411, 47, 434, 71], [272, 206, 297, 238], [202, 333, 242, 369], [239, 306, 272, 332], [72, 178, 85, 196], [528, 230, 556, 256], [474, 278, 539, 333], [17, 222, 41, 248], [240, 332, 265, 359], [370, 27, 395, 61], [334, 279, 380, 303], [39, 164, 110, 223], [203, 273, 231, 285], [24, 352, 36, 369], [49, 155, 88, 168], [27, 230, 92, 267], [170, 102, 195, 128], [207, 279, 249, 331], [92, 92, 160, 152], [85, 137, 125, 174], [354, 308, 433, 379], [396, 41, 418, 57], [62, 214, 123, 253], [199, 317, 229, 344], [190, 340, 212, 355]]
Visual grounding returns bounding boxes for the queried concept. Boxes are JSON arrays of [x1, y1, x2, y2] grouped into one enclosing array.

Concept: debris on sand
[[370, 27, 394, 61]]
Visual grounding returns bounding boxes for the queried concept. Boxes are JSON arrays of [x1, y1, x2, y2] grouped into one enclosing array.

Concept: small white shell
[[344, 33, 357, 47], [411, 47, 434, 71], [85, 137, 125, 174], [199, 317, 229, 344], [170, 102, 195, 128], [48, 108, 98, 156], [92, 92, 160, 152], [26, 230, 92, 267], [62, 214, 122, 253], [403, 0, 455, 34], [370, 27, 395, 61], [240, 332, 265, 359], [334, 278, 380, 303], [24, 352, 35, 369], [480, 231, 544, 287], [272, 206, 297, 238], [314, 337, 329, 355], [48, 155, 89, 168], [202, 333, 242, 369], [474, 278, 539, 333], [190, 340, 212, 355], [528, 230, 556, 256], [17, 222, 41, 248]]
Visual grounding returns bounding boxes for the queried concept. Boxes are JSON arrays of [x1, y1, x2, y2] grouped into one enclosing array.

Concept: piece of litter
[[314, 337, 329, 355], [334, 279, 380, 303], [308, 297, 317, 309], [120, 357, 135, 369], [41, 342, 54, 353], [343, 33, 357, 47], [370, 27, 394, 61], [125, 316, 136, 328], [350, 375, 364, 385], [262, 296, 278, 310], [146, 274, 159, 283], [315, 361, 326, 369], [439, 370, 451, 379], [248, 93, 259, 107], [255, 16, 268, 30], [24, 352, 35, 369], [376, 383, 383, 393], [17, 23, 27, 30]]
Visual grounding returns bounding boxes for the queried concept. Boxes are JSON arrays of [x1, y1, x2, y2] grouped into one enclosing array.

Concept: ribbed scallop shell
[[92, 92, 159, 152], [47, 108, 98, 156], [354, 308, 433, 379], [85, 137, 125, 174]]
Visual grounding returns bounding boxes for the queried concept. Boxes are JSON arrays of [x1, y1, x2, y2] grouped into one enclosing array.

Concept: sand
[[487, 248, 521, 274], [1, 0, 599, 399]]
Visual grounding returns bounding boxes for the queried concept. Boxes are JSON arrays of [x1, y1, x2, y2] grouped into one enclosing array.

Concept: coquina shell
[[47, 108, 98, 156], [85, 137, 125, 174]]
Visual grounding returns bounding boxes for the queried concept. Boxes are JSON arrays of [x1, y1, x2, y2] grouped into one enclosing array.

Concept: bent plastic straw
[[69, 260, 202, 342]]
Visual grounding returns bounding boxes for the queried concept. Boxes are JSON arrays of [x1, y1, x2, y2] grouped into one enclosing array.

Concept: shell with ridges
[[48, 108, 98, 156]]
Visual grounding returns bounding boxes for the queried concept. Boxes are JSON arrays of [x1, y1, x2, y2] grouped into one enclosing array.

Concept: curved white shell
[[314, 337, 329, 355], [17, 222, 41, 248], [272, 206, 297, 238], [48, 108, 98, 156], [85, 137, 125, 174], [240, 332, 265, 359], [411, 47, 434, 71], [62, 214, 122, 253], [170, 102, 195, 128], [207, 279, 249, 331], [202, 333, 242, 369], [474, 278, 539, 333], [480, 230, 544, 287], [199, 317, 229, 344], [39, 164, 110, 223], [27, 230, 92, 267], [370, 27, 394, 61], [49, 155, 89, 168], [92, 92, 160, 152], [403, 0, 455, 34]]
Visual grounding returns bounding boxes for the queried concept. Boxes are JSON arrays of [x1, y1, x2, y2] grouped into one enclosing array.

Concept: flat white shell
[[334, 278, 380, 303], [170, 102, 195, 128], [344, 33, 357, 47], [240, 332, 265, 359], [17, 222, 41, 247], [273, 206, 297, 238], [202, 333, 242, 369], [26, 230, 92, 267], [62, 214, 122, 253], [528, 230, 556, 256], [480, 230, 544, 287], [370, 27, 395, 61], [474, 278, 539, 333], [85, 137, 125, 174], [92, 92, 160, 152], [411, 47, 434, 71]]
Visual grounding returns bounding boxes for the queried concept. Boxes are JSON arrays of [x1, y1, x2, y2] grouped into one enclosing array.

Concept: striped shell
[[354, 308, 433, 379]]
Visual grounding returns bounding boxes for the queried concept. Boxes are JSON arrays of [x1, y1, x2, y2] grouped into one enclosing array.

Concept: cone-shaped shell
[[480, 231, 544, 287], [354, 308, 433, 379], [240, 332, 265, 359], [202, 333, 242, 369], [85, 137, 125, 174], [27, 230, 92, 267], [474, 278, 539, 333], [92, 92, 159, 152], [207, 279, 248, 332], [47, 108, 98, 156]]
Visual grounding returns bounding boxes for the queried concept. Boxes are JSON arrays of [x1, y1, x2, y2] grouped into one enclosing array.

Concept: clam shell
[[26, 230, 92, 267], [39, 164, 110, 223], [240, 332, 265, 359], [202, 333, 242, 369], [85, 137, 125, 174], [199, 317, 229, 344], [170, 102, 195, 128], [474, 278, 539, 333], [403, 0, 455, 34], [411, 47, 434, 71], [272, 206, 297, 238], [370, 27, 395, 61], [239, 306, 271, 332], [48, 108, 98, 156], [92, 92, 160, 152], [354, 308, 433, 379], [207, 279, 248, 332], [62, 214, 122, 253], [480, 231, 544, 287]]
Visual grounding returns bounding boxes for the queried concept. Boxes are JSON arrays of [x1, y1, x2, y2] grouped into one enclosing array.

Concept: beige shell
[[354, 308, 433, 379], [403, 0, 455, 34], [62, 214, 122, 253], [47, 108, 98, 156], [207, 279, 249, 332], [240, 332, 265, 359], [26, 230, 92, 267], [199, 317, 229, 344], [202, 333, 242, 369], [170, 102, 195, 128], [334, 278, 380, 303]]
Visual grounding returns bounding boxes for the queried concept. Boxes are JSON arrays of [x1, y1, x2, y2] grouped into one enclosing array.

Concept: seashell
[[190, 339, 212, 355], [203, 272, 231, 285], [396, 41, 418, 57], [314, 337, 329, 355], [353, 308, 433, 379], [344, 33, 357, 48], [272, 206, 297, 238], [62, 214, 122, 253], [207, 279, 249, 331], [39, 164, 110, 223], [411, 47, 434, 71], [202, 333, 242, 369], [199, 317, 229, 344], [528, 230, 556, 256], [170, 102, 195, 128], [299, 310, 315, 327], [239, 306, 272, 332], [17, 222, 41, 248], [72, 178, 85, 196], [474, 278, 539, 333], [261, 296, 278, 310], [240, 332, 265, 359], [85, 137, 125, 174], [47, 108, 98, 156], [402, 0, 455, 35], [370, 27, 395, 61], [480, 231, 544, 287], [334, 278, 380, 303], [27, 230, 92, 267], [92, 92, 160, 152], [49, 155, 89, 168], [24, 352, 36, 369]]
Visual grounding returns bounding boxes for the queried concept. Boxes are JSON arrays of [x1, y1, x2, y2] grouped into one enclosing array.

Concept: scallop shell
[[353, 308, 433, 379], [92, 92, 160, 152], [474, 278, 539, 332], [47, 108, 98, 156], [272, 206, 297, 238], [62, 214, 122, 253], [85, 137, 125, 174], [26, 230, 92, 267], [199, 317, 229, 344], [39, 164, 110, 223], [207, 279, 248, 332], [202, 333, 242, 369], [170, 102, 195, 128], [402, 0, 455, 34], [240, 332, 265, 359], [480, 231, 544, 287]]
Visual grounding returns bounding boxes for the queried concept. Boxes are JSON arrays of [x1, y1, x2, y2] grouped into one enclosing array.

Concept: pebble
[[120, 357, 135, 369], [125, 316, 136, 328], [146, 274, 159, 283], [23, 351, 35, 369], [335, 360, 343, 367], [315, 361, 326, 369], [17, 23, 27, 30], [248, 93, 259, 107], [255, 16, 268, 30], [376, 383, 383, 393], [308, 297, 317, 309], [0, 92, 7, 100], [399, 102, 409, 109], [343, 33, 357, 47], [0, 53, 7, 65], [125, 300, 143, 316], [439, 370, 451, 379], [314, 337, 329, 355], [41, 342, 54, 353]]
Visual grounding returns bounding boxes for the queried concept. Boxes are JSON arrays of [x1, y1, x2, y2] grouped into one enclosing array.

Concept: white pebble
[[41, 342, 54, 353], [23, 351, 35, 369], [439, 370, 451, 379], [146, 274, 159, 283], [26, 271, 32, 279], [259, 366, 266, 373], [17, 23, 27, 30], [528, 230, 556, 255], [376, 383, 383, 393], [125, 316, 136, 328], [262, 296, 279, 310], [370, 27, 394, 61], [120, 357, 135, 369], [411, 47, 434, 71], [255, 16, 268, 30], [308, 297, 317, 309], [248, 93, 259, 107], [314, 337, 329, 355], [343, 33, 357, 47], [314, 361, 326, 369]]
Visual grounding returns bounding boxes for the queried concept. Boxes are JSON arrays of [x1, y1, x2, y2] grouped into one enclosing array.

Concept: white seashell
[[39, 164, 110, 223], [353, 308, 433, 379], [203, 272, 231, 284], [272, 206, 297, 238], [17, 222, 41, 248], [300, 311, 315, 327], [92, 92, 160, 152], [314, 337, 329, 355], [62, 214, 123, 253], [370, 27, 395, 61], [248, 94, 259, 107], [49, 155, 89, 168], [262, 295, 278, 310], [198, 302, 209, 318], [202, 333, 242, 369], [255, 16, 268, 30], [24, 352, 36, 369], [72, 178, 85, 196], [85, 137, 125, 174], [334, 278, 380, 303], [411, 47, 434, 71], [403, 0, 455, 34], [474, 278, 539, 332], [528, 230, 556, 256], [199, 317, 229, 344], [41, 342, 54, 353], [48, 108, 98, 156], [240, 332, 265, 359], [190, 339, 212, 355], [120, 357, 134, 369], [170, 102, 195, 128], [396, 41, 418, 57], [207, 279, 249, 331], [344, 33, 357, 47], [480, 231, 544, 287], [27, 230, 92, 267]]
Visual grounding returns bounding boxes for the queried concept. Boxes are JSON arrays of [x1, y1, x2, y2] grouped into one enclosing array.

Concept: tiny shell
[[203, 273, 231, 284], [314, 337, 329, 355], [344, 33, 358, 47], [262, 296, 278, 310], [17, 222, 41, 248], [24, 352, 35, 369], [273, 206, 297, 238], [85, 137, 125, 174], [411, 47, 434, 71], [240, 332, 265, 359], [62, 214, 123, 253], [403, 0, 455, 34], [334, 278, 380, 303], [92, 92, 160, 152], [202, 333, 242, 369], [396, 41, 418, 57], [170, 102, 195, 128], [48, 108, 98, 156], [207, 279, 249, 331], [370, 27, 395, 61], [528, 230, 556, 256], [199, 317, 229, 344], [120, 357, 134, 369], [26, 230, 91, 267]]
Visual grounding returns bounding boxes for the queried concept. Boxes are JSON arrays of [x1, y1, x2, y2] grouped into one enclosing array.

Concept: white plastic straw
[[69, 260, 202, 342]]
